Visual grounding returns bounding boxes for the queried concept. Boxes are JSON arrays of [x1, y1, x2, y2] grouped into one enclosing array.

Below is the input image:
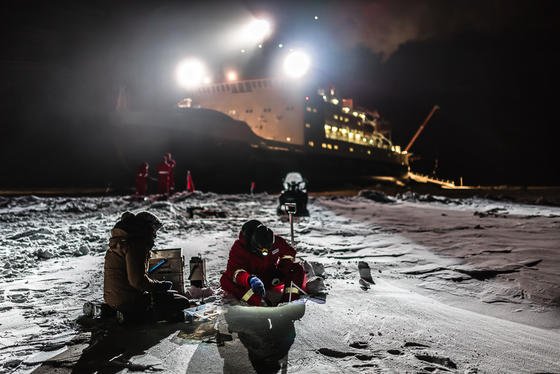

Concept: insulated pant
[[115, 290, 190, 322]]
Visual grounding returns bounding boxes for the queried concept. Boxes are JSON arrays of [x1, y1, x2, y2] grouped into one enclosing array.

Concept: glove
[[249, 276, 266, 297], [155, 280, 173, 293]]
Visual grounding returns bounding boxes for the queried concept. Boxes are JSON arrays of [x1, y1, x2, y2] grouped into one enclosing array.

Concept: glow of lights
[[236, 19, 271, 47], [226, 70, 238, 82], [244, 19, 271, 44], [283, 50, 311, 79], [314, 16, 319, 20], [278, 43, 283, 48], [241, 49, 246, 53], [176, 58, 209, 89]]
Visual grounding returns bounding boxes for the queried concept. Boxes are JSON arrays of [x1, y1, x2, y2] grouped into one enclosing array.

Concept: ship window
[[327, 144, 333, 149], [306, 107, 312, 112], [344, 118, 349, 122], [237, 82, 244, 91], [334, 114, 338, 120], [286, 137, 291, 142], [321, 143, 327, 149], [245, 82, 252, 91], [305, 123, 311, 128], [313, 108, 318, 113], [334, 145, 339, 150], [367, 150, 371, 155], [308, 141, 314, 147], [257, 81, 262, 88], [349, 147, 354, 152]]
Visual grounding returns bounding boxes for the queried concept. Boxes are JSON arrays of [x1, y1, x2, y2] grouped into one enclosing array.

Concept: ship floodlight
[[241, 18, 271, 44], [226, 70, 238, 82], [283, 50, 311, 79], [176, 58, 208, 89]]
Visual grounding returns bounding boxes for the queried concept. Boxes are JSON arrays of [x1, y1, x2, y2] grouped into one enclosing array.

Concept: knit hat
[[114, 211, 162, 238]]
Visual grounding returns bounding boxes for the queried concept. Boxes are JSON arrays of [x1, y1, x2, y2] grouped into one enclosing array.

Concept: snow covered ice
[[0, 191, 559, 373]]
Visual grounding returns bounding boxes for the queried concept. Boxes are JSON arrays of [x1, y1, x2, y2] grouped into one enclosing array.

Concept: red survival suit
[[135, 162, 149, 196], [165, 153, 176, 192], [220, 232, 306, 306], [157, 158, 170, 195]]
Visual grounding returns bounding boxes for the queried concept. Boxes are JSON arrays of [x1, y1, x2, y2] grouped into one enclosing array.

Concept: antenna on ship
[[404, 105, 440, 153]]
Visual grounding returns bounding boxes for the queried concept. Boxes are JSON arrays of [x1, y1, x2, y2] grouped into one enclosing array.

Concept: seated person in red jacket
[[220, 220, 306, 306]]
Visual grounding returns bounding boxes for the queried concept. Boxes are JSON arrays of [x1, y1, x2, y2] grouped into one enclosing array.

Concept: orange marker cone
[[186, 170, 195, 192]]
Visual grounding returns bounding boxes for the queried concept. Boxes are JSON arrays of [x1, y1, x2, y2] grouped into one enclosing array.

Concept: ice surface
[[1, 191, 559, 373]]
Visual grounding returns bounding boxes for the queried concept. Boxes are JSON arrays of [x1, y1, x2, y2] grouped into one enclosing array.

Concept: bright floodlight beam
[[241, 18, 271, 44], [176, 58, 209, 89], [283, 51, 311, 79]]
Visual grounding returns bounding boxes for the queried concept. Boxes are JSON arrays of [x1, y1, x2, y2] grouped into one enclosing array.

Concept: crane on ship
[[404, 105, 458, 188]]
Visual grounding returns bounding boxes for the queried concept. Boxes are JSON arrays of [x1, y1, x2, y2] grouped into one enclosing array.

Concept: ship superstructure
[[180, 78, 409, 172]]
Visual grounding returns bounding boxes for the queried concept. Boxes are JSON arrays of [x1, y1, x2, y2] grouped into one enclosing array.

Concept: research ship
[[173, 77, 410, 190]]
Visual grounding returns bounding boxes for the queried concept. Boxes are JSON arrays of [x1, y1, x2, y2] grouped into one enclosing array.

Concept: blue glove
[[249, 276, 265, 297]]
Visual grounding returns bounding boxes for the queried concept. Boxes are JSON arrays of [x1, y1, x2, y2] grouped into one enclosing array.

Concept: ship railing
[[408, 172, 457, 188]]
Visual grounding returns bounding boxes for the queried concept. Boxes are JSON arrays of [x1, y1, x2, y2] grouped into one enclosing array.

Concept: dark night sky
[[1, 0, 559, 186]]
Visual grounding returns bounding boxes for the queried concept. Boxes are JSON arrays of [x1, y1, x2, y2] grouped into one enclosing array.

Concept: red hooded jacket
[[222, 232, 297, 290]]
